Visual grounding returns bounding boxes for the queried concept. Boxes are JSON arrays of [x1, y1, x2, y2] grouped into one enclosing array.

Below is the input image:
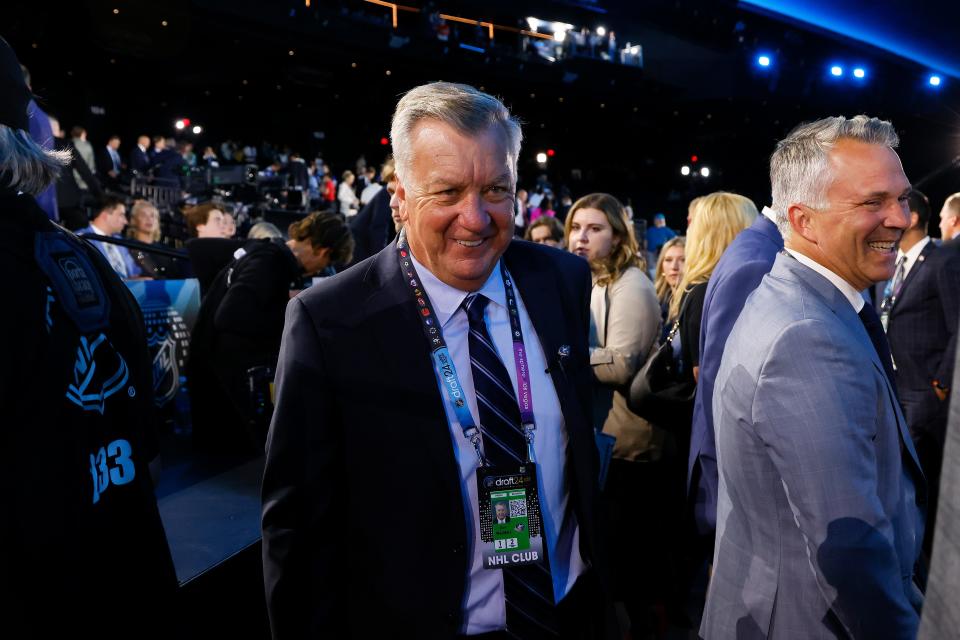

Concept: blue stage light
[[757, 55, 771, 67], [929, 74, 942, 86], [830, 65, 843, 76], [853, 67, 866, 79]]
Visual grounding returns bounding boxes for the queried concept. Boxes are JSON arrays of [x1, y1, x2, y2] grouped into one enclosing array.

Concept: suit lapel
[[503, 244, 566, 388], [891, 242, 936, 315], [361, 245, 465, 511], [777, 255, 924, 481]]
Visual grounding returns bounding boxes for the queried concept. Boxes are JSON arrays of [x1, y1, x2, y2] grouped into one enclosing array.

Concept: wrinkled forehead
[[409, 119, 516, 175]]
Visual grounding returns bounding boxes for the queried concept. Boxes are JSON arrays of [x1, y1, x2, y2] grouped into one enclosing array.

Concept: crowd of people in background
[[9, 31, 960, 636]]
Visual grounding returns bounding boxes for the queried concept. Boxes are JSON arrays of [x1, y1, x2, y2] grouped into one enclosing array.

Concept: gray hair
[[247, 221, 283, 240], [0, 124, 70, 195], [769, 115, 899, 239], [389, 82, 522, 181]]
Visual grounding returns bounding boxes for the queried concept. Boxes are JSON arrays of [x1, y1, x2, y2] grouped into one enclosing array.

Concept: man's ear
[[396, 177, 411, 223], [909, 211, 920, 231], [787, 203, 817, 244]]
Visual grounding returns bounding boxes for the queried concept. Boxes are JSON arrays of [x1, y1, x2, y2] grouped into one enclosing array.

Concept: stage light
[[691, 155, 698, 163], [174, 119, 186, 130], [596, 26, 606, 37], [700, 166, 711, 177], [929, 75, 942, 87], [681, 165, 691, 176], [380, 137, 389, 146], [192, 125, 202, 134], [536, 152, 548, 164], [757, 54, 771, 67], [830, 65, 843, 77], [526, 17, 538, 31], [853, 67, 866, 79], [547, 149, 555, 157], [554, 31, 566, 43]]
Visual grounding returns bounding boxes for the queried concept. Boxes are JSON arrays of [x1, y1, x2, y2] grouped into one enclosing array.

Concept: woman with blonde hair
[[566, 192, 666, 636], [126, 199, 177, 277], [654, 235, 686, 323]]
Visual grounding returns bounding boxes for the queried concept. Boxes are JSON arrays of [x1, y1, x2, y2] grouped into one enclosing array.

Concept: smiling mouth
[[867, 240, 897, 253], [455, 239, 485, 248]]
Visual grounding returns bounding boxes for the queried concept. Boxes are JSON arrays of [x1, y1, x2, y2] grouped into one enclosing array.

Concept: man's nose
[[458, 192, 491, 231], [888, 200, 910, 229]]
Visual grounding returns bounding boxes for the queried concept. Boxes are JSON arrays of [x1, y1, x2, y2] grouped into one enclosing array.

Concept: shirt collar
[[785, 248, 865, 312], [761, 206, 779, 224], [89, 222, 110, 237], [898, 236, 930, 265], [408, 251, 506, 329]]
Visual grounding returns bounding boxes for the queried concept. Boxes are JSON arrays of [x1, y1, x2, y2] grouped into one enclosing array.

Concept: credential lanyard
[[396, 231, 536, 465]]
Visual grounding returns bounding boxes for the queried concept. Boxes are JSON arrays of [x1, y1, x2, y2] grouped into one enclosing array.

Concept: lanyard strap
[[396, 232, 537, 465]]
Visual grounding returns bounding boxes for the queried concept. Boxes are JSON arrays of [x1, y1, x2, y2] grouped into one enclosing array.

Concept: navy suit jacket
[[887, 240, 960, 442], [688, 214, 782, 535], [261, 240, 611, 638], [129, 147, 151, 176]]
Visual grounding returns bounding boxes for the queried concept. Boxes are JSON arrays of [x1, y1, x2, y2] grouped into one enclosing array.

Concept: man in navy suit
[[688, 204, 782, 540], [129, 135, 151, 178], [261, 82, 614, 639], [884, 189, 960, 553]]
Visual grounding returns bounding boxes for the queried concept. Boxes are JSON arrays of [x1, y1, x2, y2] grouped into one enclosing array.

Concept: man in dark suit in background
[[262, 82, 614, 639], [129, 134, 151, 178], [884, 189, 960, 554], [688, 202, 782, 542], [96, 134, 123, 189]]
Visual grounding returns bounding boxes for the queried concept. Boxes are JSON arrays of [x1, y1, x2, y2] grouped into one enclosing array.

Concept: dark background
[[7, 0, 960, 232]]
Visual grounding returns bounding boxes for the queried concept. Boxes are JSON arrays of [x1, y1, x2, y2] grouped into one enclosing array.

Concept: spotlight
[[547, 149, 555, 157], [380, 137, 389, 146], [192, 125, 202, 134], [174, 119, 186, 130], [596, 26, 606, 37], [700, 166, 711, 177], [757, 54, 771, 67], [554, 31, 566, 43], [536, 152, 548, 164], [830, 65, 843, 77], [929, 75, 942, 87], [681, 165, 691, 176], [853, 67, 866, 79]]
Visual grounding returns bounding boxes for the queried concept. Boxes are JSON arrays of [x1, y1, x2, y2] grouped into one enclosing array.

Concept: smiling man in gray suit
[[702, 116, 927, 639]]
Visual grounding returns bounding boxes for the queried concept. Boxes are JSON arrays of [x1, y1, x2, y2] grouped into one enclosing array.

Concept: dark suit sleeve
[[213, 251, 292, 338], [934, 250, 960, 386], [261, 297, 345, 638]]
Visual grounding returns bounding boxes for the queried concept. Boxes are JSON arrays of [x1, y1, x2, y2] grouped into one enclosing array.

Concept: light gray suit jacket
[[918, 319, 960, 639], [702, 253, 926, 639]]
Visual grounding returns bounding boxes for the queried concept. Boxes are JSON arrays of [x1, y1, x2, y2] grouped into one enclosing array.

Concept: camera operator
[[189, 211, 354, 453]]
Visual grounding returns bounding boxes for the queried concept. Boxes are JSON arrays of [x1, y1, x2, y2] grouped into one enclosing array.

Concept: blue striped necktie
[[464, 294, 560, 638]]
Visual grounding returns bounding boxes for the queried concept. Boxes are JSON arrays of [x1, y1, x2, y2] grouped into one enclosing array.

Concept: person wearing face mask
[[565, 193, 666, 638], [189, 210, 354, 454]]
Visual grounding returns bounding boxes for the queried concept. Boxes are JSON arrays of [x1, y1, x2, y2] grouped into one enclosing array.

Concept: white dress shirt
[[89, 222, 129, 278], [761, 205, 779, 225], [409, 252, 586, 635], [898, 236, 931, 281], [786, 249, 864, 312]]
